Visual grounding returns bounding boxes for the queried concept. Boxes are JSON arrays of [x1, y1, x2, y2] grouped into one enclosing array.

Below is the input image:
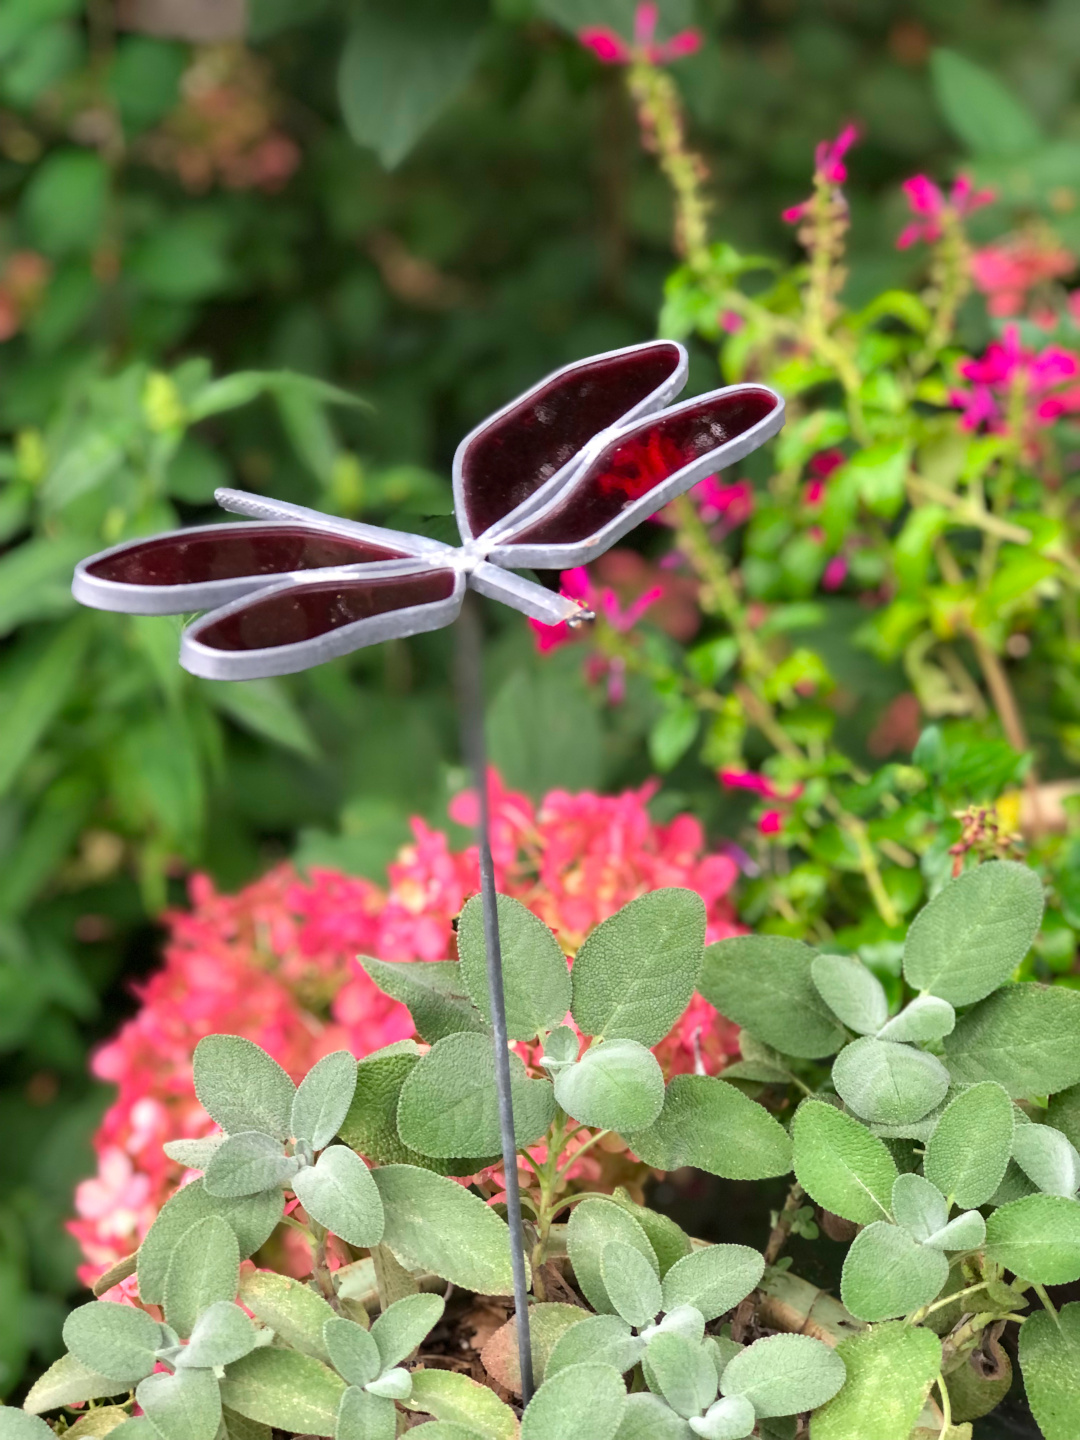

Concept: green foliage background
[[2, 0, 1080, 1401]]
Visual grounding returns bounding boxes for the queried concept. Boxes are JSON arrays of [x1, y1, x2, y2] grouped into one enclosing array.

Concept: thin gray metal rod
[[455, 592, 535, 1404]]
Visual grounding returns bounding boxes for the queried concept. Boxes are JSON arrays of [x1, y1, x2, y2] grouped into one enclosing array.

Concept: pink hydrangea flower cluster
[[71, 772, 742, 1286], [971, 232, 1075, 317], [951, 324, 1080, 432]]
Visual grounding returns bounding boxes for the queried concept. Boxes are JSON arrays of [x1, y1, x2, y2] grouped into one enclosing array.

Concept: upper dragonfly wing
[[180, 565, 463, 680], [72, 522, 413, 615], [453, 340, 688, 543], [487, 384, 784, 570]]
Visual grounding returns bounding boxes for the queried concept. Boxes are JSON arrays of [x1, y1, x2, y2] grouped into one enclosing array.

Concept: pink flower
[[718, 769, 803, 801], [758, 810, 783, 835], [822, 556, 848, 591], [528, 563, 663, 667], [579, 2, 702, 66], [692, 475, 754, 526], [805, 449, 845, 505], [970, 232, 1075, 317], [896, 173, 994, 249], [951, 325, 1080, 432], [782, 124, 859, 225]]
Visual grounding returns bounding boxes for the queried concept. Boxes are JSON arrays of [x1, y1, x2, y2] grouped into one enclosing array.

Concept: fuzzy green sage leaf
[[809, 1320, 941, 1440], [627, 1075, 793, 1180], [840, 1222, 949, 1322], [1019, 1301, 1080, 1440], [792, 1099, 897, 1225], [901, 860, 1044, 1006], [831, 1037, 950, 1125], [553, 1039, 665, 1134], [290, 1050, 357, 1151], [570, 888, 706, 1047], [292, 1145, 385, 1249], [700, 936, 845, 1059], [372, 1164, 519, 1295], [458, 891, 571, 1041], [192, 1035, 295, 1142]]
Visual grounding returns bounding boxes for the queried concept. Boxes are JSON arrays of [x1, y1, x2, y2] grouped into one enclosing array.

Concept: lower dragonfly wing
[[180, 564, 464, 680], [486, 384, 784, 571], [72, 522, 415, 615]]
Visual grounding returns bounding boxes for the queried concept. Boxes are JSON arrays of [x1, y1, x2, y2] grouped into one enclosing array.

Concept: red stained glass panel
[[506, 388, 778, 548], [193, 569, 456, 652], [459, 342, 683, 538], [87, 525, 407, 586]]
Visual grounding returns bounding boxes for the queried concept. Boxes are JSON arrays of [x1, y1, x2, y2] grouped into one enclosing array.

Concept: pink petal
[[822, 556, 847, 591], [634, 2, 659, 46], [901, 174, 943, 217], [579, 27, 631, 63], [657, 29, 704, 60], [895, 221, 929, 250], [782, 200, 811, 225], [559, 566, 592, 601]]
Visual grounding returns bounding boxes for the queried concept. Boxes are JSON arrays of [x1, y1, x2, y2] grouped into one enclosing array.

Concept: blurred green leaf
[[21, 150, 108, 257], [338, 0, 489, 169], [931, 48, 1042, 157]]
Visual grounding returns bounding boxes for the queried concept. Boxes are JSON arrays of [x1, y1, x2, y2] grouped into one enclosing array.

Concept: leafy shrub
[[6, 863, 1080, 1437], [69, 773, 743, 1293]]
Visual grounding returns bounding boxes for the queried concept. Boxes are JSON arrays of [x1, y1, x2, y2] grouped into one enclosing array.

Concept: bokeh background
[[2, 0, 1080, 1417]]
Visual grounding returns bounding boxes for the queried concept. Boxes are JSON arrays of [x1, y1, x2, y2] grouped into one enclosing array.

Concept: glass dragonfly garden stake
[[72, 339, 784, 1402]]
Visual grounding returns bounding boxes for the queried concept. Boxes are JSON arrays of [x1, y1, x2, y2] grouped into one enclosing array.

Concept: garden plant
[[3, 1, 1080, 1438], [4, 861, 1080, 1437]]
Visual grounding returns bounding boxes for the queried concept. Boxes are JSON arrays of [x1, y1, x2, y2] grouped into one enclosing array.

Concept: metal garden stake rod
[[455, 591, 537, 1398], [71, 339, 784, 1411]]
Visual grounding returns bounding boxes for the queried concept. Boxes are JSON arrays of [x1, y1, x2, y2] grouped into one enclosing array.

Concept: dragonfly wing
[[180, 564, 464, 680], [487, 384, 784, 570], [453, 340, 688, 543], [72, 522, 414, 616]]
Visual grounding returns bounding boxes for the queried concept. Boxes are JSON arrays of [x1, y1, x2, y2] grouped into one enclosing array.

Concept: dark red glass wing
[[85, 525, 407, 586], [192, 569, 456, 653], [457, 342, 684, 538], [505, 388, 779, 548]]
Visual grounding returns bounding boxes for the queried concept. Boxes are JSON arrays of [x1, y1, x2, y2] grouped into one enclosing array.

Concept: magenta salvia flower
[[529, 564, 663, 655], [782, 123, 859, 225], [951, 324, 1080, 431], [579, 1, 703, 65], [895, 173, 995, 249], [822, 555, 848, 591], [692, 475, 754, 526]]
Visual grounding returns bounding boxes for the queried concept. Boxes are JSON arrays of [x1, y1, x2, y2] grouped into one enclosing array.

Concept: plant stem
[[936, 1374, 952, 1436], [763, 1182, 805, 1266], [1033, 1282, 1061, 1329], [625, 62, 711, 272], [555, 1128, 611, 1180], [908, 1281, 989, 1325]]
